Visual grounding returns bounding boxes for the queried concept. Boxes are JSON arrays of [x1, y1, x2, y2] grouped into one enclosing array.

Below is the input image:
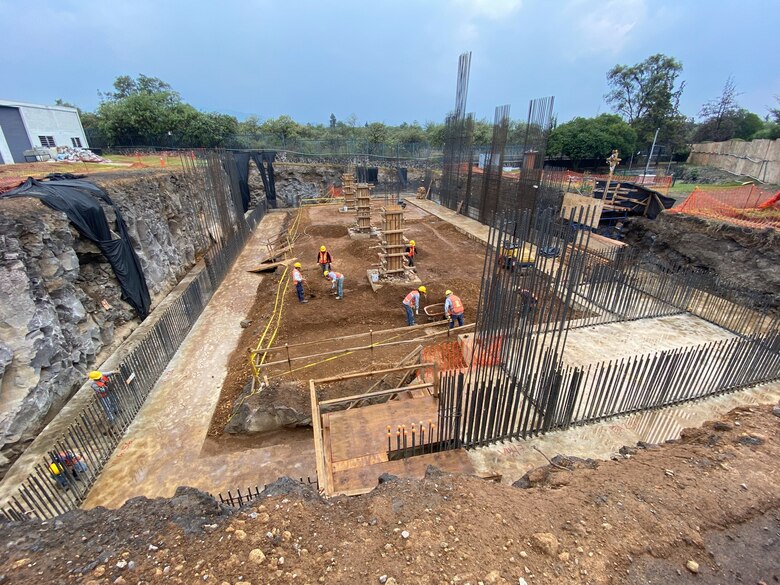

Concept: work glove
[[416, 309, 419, 315]]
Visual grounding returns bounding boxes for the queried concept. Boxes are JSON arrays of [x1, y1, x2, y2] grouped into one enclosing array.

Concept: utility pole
[[643, 128, 659, 180]]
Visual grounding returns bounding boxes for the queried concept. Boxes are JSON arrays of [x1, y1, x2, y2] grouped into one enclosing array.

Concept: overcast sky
[[2, 0, 778, 126]]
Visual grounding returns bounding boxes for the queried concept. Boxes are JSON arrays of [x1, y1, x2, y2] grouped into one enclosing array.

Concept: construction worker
[[317, 245, 333, 274], [49, 459, 68, 489], [292, 262, 308, 303], [89, 370, 120, 424], [402, 286, 426, 326], [406, 240, 416, 267], [324, 269, 344, 300], [444, 289, 465, 329]]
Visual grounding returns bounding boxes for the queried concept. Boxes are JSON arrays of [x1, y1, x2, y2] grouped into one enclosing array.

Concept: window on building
[[39, 136, 56, 147], [71, 137, 83, 147]]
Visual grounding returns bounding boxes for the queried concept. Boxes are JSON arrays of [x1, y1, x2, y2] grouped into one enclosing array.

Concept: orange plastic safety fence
[[668, 185, 780, 230]]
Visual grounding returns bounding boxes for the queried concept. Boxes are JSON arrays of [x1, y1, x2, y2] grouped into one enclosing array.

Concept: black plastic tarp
[[250, 151, 277, 208], [233, 151, 251, 212], [356, 167, 379, 184], [3, 178, 151, 317]]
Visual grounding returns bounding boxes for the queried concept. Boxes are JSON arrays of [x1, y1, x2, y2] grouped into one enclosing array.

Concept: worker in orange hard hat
[[317, 245, 333, 275], [405, 239, 417, 268]]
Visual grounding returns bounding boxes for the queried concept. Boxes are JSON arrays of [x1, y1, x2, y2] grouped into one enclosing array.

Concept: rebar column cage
[[356, 182, 372, 232], [379, 205, 405, 276]]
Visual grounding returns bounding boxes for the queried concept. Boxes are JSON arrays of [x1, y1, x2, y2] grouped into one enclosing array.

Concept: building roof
[[0, 99, 79, 114]]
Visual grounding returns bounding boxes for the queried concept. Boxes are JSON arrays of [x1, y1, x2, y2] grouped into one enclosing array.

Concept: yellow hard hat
[[293, 262, 302, 268], [409, 240, 415, 246], [445, 289, 453, 296], [418, 286, 427, 294], [320, 245, 326, 252], [323, 270, 329, 276], [88, 371, 102, 380]]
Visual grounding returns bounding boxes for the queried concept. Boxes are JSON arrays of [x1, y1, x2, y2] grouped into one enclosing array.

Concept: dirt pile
[[2, 404, 779, 584], [625, 212, 780, 310]]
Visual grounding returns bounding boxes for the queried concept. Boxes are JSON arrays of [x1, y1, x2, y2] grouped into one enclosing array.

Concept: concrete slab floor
[[561, 313, 736, 366], [467, 380, 780, 485], [83, 212, 317, 510]]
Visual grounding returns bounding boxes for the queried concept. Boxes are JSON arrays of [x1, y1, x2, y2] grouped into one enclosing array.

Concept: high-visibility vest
[[408, 245, 415, 257], [448, 294, 464, 315], [318, 251, 331, 264], [93, 376, 109, 398], [403, 291, 419, 306]]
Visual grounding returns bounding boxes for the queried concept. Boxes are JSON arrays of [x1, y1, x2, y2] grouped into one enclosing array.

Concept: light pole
[[644, 128, 660, 179]]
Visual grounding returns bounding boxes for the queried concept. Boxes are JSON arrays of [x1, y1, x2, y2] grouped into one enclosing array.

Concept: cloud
[[450, 0, 523, 44], [568, 0, 647, 55], [457, 0, 523, 20]]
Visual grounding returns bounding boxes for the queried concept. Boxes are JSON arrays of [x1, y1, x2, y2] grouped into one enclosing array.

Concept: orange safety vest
[[403, 290, 419, 306], [93, 376, 109, 398], [448, 294, 464, 315], [408, 245, 415, 257], [318, 251, 331, 264]]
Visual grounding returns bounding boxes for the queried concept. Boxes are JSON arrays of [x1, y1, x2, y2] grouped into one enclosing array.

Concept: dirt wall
[[625, 212, 780, 310], [0, 170, 213, 475]]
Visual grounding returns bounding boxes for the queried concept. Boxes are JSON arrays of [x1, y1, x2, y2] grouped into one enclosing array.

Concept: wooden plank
[[315, 362, 434, 384], [309, 380, 329, 495], [320, 382, 434, 407]]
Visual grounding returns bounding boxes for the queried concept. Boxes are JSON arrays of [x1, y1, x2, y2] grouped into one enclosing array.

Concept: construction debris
[[55, 147, 111, 163]]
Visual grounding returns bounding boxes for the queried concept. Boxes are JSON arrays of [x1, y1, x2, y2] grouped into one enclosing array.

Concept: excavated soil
[[209, 205, 488, 437], [2, 404, 779, 584]]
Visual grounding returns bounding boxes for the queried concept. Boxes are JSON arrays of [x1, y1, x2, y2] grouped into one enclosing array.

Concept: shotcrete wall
[[0, 170, 218, 475]]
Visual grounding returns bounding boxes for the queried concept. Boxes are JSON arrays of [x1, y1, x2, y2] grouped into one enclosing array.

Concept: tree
[[261, 115, 302, 143], [101, 74, 178, 104], [696, 77, 741, 141], [547, 114, 637, 161], [329, 113, 337, 129], [605, 54, 685, 148]]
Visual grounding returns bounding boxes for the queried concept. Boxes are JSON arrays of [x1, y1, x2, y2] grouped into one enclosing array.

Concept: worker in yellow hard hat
[[405, 239, 417, 268], [89, 369, 120, 424], [292, 262, 308, 304], [324, 269, 345, 300], [317, 245, 333, 275], [444, 289, 465, 329], [402, 286, 427, 326]]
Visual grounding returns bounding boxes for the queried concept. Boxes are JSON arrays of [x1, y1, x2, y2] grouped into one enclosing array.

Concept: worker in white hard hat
[[444, 289, 465, 329], [317, 245, 333, 275], [292, 262, 308, 303], [402, 286, 427, 326]]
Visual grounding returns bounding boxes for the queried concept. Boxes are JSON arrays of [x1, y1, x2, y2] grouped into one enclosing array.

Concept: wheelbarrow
[[423, 303, 447, 322]]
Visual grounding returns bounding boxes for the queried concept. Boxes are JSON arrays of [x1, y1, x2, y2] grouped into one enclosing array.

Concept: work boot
[[336, 296, 342, 300], [300, 300, 308, 304]]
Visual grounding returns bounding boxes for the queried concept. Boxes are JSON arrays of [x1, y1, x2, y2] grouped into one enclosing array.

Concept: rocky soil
[[0, 170, 213, 476], [1, 404, 778, 584]]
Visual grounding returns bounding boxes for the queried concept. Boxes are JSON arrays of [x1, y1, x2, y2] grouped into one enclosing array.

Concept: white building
[[0, 99, 89, 164]]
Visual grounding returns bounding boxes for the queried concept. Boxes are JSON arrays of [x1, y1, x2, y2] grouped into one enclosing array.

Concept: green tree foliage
[[605, 54, 686, 150], [95, 74, 237, 147], [547, 114, 636, 161]]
